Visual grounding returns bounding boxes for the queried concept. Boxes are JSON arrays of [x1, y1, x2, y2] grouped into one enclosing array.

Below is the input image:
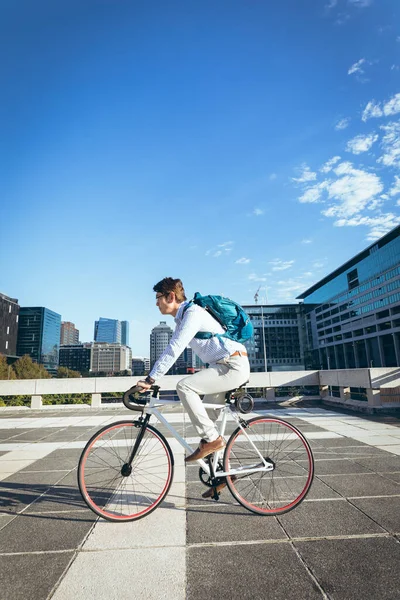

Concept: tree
[[57, 366, 81, 378], [12, 355, 51, 379], [0, 355, 16, 380]]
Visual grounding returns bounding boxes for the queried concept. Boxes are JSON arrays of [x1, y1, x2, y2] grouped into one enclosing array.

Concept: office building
[[94, 318, 121, 344], [90, 343, 132, 374], [243, 304, 310, 372], [16, 307, 61, 374], [60, 321, 79, 345], [298, 225, 400, 369], [150, 321, 173, 369], [0, 293, 20, 358], [132, 357, 150, 376], [59, 344, 91, 374], [121, 321, 129, 346]]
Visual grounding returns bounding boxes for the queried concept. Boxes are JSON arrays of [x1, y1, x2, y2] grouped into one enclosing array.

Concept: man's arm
[[148, 307, 201, 381]]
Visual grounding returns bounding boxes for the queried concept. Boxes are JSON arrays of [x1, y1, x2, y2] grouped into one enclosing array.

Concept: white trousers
[[176, 354, 250, 442]]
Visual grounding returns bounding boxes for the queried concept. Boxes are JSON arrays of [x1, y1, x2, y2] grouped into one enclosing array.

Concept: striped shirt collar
[[174, 301, 190, 323]]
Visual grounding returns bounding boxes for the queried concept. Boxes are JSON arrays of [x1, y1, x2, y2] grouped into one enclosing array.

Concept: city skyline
[[2, 1, 400, 356]]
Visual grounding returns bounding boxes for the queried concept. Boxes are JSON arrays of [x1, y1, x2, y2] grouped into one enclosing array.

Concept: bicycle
[[78, 384, 314, 522]]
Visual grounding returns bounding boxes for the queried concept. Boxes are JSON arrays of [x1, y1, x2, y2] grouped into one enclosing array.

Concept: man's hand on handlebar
[[137, 380, 152, 393]]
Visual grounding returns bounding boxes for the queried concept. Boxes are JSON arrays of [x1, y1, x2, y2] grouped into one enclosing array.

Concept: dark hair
[[153, 277, 187, 302]]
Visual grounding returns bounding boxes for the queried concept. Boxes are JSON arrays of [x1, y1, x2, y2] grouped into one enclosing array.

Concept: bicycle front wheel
[[224, 417, 314, 515], [78, 420, 174, 522]]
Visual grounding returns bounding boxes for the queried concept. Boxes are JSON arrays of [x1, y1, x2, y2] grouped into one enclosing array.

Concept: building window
[[347, 268, 359, 291], [5, 341, 8, 350]]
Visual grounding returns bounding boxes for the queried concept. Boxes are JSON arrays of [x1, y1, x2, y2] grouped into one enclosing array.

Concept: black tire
[[223, 417, 314, 515], [78, 420, 174, 522]]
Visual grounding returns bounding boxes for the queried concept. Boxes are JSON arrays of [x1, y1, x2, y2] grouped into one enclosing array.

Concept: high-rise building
[[94, 318, 121, 344], [132, 356, 150, 376], [298, 224, 400, 370], [16, 307, 61, 374], [121, 321, 129, 346], [60, 321, 79, 345], [150, 321, 173, 369], [59, 344, 91, 374], [0, 293, 20, 358], [243, 304, 311, 372], [90, 343, 132, 374]]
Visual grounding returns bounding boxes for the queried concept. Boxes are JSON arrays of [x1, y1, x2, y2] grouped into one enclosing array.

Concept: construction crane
[[254, 285, 261, 304]]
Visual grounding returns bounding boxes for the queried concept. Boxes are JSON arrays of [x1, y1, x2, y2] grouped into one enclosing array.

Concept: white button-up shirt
[[149, 301, 247, 381]]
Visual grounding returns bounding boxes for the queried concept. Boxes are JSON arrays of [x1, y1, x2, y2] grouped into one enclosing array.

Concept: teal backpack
[[183, 292, 253, 344]]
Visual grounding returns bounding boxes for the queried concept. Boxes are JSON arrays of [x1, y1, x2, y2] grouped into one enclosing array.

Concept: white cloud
[[348, 0, 373, 6], [334, 213, 400, 241], [322, 162, 384, 217], [253, 208, 264, 216], [378, 121, 400, 167], [321, 156, 341, 172], [206, 241, 234, 257], [301, 239, 312, 244], [335, 118, 351, 130], [383, 93, 400, 116], [346, 133, 378, 154], [313, 261, 325, 268], [292, 164, 317, 183], [248, 273, 267, 282], [236, 257, 250, 264], [362, 100, 383, 121], [299, 181, 328, 204], [269, 173, 277, 180], [348, 58, 365, 75], [362, 93, 400, 122], [388, 175, 400, 197], [325, 0, 337, 8], [269, 259, 295, 271]]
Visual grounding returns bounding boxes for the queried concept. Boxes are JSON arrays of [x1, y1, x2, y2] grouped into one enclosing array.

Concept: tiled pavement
[[0, 403, 399, 600]]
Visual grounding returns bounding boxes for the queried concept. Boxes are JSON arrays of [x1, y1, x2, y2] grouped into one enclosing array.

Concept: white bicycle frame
[[142, 394, 274, 478]]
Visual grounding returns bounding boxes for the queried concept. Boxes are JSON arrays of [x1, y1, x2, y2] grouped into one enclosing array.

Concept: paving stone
[[350, 456, 400, 472], [187, 500, 287, 543], [0, 511, 96, 553], [319, 473, 400, 497], [304, 477, 341, 500], [331, 446, 393, 456], [19, 449, 82, 472], [0, 551, 74, 600], [187, 543, 322, 599], [24, 471, 87, 513], [295, 537, 400, 600], [278, 499, 384, 538], [382, 471, 400, 483], [313, 458, 372, 475], [317, 438, 366, 447], [0, 471, 67, 514], [350, 496, 400, 533]]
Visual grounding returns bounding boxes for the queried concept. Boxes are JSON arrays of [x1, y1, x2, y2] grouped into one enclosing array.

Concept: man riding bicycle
[[138, 277, 250, 493]]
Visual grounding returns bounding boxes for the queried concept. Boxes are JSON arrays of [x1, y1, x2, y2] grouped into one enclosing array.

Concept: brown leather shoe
[[185, 436, 226, 463], [202, 476, 237, 498]]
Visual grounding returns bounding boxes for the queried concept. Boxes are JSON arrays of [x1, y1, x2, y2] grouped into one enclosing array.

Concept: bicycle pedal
[[212, 489, 220, 501]]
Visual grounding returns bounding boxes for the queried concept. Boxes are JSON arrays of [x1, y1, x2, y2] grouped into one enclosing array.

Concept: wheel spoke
[[78, 421, 173, 521], [224, 418, 314, 515]]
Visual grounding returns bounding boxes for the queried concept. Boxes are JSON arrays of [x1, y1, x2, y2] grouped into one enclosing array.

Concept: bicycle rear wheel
[[224, 417, 314, 515], [78, 420, 174, 522]]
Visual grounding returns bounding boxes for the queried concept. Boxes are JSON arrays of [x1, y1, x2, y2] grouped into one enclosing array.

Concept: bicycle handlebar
[[122, 384, 160, 411]]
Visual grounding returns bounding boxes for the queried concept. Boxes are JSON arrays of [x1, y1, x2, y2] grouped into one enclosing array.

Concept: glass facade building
[[121, 321, 129, 346], [17, 307, 61, 374], [298, 225, 400, 369], [243, 304, 312, 372], [94, 318, 121, 344]]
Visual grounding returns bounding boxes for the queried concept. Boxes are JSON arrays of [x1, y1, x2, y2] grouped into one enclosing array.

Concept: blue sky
[[1, 0, 400, 356]]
